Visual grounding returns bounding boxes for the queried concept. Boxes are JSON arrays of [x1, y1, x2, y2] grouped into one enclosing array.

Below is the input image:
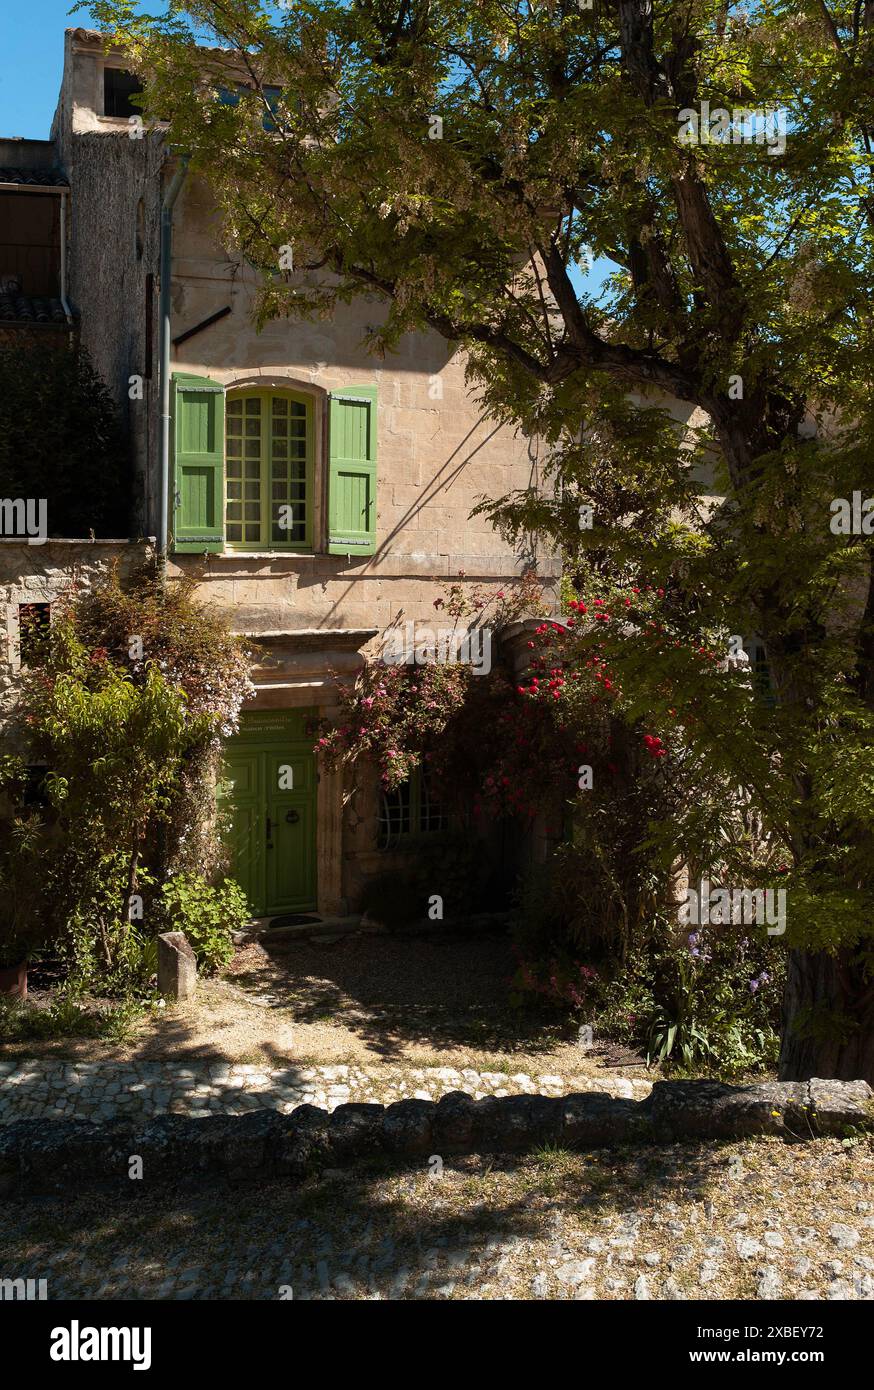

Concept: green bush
[[0, 343, 129, 537], [0, 992, 144, 1044], [595, 920, 785, 1078], [158, 873, 249, 974]]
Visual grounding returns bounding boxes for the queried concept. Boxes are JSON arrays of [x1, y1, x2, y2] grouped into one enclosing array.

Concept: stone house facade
[[0, 28, 559, 921]]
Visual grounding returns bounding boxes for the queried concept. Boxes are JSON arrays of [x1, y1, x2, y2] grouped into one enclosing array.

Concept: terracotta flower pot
[[0, 958, 27, 999]]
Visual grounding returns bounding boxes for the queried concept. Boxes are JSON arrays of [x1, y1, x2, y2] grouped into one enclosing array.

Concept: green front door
[[219, 709, 317, 917]]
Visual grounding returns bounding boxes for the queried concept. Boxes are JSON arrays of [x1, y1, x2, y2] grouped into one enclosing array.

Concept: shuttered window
[[172, 379, 377, 554]]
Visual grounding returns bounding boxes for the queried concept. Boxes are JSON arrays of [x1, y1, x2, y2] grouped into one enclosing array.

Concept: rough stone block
[[157, 931, 197, 1001], [806, 1078, 874, 1134], [433, 1091, 477, 1148], [644, 1079, 806, 1140], [381, 1099, 437, 1154], [475, 1094, 560, 1150], [558, 1093, 650, 1147], [327, 1103, 385, 1157], [273, 1104, 333, 1178]]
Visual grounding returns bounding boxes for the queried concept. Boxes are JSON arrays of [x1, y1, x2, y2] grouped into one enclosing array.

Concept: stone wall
[[58, 129, 164, 536], [0, 1079, 869, 1196]]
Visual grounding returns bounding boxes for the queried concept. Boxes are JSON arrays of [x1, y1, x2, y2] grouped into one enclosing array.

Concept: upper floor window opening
[[103, 68, 143, 119], [225, 389, 314, 550]]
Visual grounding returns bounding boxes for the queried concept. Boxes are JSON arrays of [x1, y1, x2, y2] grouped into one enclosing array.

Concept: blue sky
[[1, 1, 613, 295], [1, 2, 92, 139]]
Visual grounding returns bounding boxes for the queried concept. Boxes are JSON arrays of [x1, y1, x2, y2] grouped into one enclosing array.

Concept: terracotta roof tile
[[0, 293, 69, 325], [0, 167, 68, 188]]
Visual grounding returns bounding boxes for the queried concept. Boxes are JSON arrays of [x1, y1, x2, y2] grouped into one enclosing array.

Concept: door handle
[[266, 814, 273, 848], [285, 809, 299, 824]]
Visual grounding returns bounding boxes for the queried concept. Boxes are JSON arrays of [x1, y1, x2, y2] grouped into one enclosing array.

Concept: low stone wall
[[0, 1078, 870, 1197]]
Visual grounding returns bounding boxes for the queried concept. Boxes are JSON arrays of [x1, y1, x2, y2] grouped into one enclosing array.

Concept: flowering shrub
[[511, 953, 600, 1011], [74, 562, 254, 735], [2, 566, 255, 991], [317, 569, 551, 792], [317, 658, 472, 790], [595, 920, 786, 1077]]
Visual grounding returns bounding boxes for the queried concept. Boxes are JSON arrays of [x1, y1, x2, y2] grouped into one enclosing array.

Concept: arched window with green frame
[[225, 388, 314, 549]]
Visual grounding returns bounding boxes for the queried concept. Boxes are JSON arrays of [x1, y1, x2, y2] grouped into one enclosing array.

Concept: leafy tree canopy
[[85, 0, 874, 1079]]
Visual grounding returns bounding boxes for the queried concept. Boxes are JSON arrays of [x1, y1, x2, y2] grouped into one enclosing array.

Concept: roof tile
[[0, 293, 69, 325], [0, 167, 68, 188]]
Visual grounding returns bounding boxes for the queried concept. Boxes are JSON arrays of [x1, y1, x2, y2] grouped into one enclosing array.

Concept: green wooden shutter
[[327, 386, 377, 555], [171, 372, 225, 553]]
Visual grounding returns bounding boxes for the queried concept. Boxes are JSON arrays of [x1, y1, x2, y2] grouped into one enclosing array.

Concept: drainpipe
[[158, 155, 189, 571], [59, 190, 74, 342]]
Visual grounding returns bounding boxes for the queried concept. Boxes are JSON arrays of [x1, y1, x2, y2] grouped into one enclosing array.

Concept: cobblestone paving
[[0, 1059, 652, 1124], [2, 1139, 872, 1300]]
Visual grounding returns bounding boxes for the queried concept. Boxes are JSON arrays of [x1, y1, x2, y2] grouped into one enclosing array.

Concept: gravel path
[[0, 1059, 653, 1124], [2, 1138, 872, 1300]]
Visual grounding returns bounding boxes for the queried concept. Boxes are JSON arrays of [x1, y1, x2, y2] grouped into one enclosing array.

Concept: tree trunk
[[779, 948, 874, 1084], [121, 831, 140, 936]]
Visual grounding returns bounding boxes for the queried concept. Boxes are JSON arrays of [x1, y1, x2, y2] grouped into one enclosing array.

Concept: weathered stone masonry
[[1, 1079, 870, 1197]]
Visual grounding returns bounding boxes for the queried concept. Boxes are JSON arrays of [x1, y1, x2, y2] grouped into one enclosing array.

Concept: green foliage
[[60, 854, 157, 994], [86, 0, 874, 1062], [157, 873, 248, 973], [3, 569, 253, 993], [0, 342, 128, 537], [0, 760, 53, 967], [599, 923, 785, 1078], [0, 992, 145, 1044]]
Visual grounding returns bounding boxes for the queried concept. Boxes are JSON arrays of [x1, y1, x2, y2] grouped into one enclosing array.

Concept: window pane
[[419, 768, 448, 834], [225, 393, 309, 548], [268, 394, 308, 545], [378, 779, 412, 849]]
